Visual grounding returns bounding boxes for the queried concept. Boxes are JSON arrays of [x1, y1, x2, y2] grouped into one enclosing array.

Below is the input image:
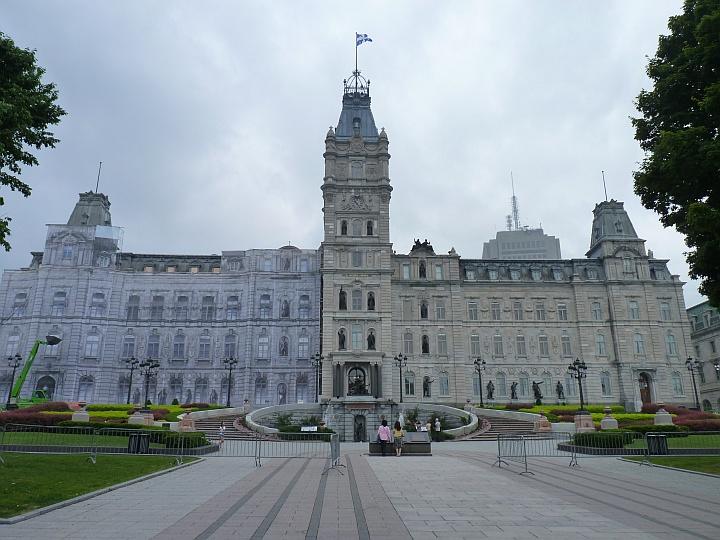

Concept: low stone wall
[[185, 407, 247, 420], [468, 407, 542, 422], [404, 404, 478, 436], [246, 403, 324, 435]]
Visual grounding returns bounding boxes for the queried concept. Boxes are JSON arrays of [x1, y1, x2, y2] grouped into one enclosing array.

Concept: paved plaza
[[1, 442, 719, 539]]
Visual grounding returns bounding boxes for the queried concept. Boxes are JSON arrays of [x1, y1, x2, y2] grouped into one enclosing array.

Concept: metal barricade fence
[[0, 423, 97, 459], [258, 432, 332, 460], [644, 430, 720, 457]]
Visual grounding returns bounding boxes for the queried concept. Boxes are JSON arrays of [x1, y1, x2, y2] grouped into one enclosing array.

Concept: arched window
[[280, 300, 290, 318], [341, 220, 348, 235], [419, 260, 427, 279], [258, 331, 269, 358], [84, 333, 100, 358], [352, 289, 362, 310], [224, 333, 237, 358], [277, 383, 287, 405], [147, 331, 160, 358], [600, 372, 612, 396], [339, 289, 347, 310], [279, 336, 289, 356], [366, 220, 374, 236], [665, 332, 678, 356], [633, 333, 645, 355], [255, 376, 268, 404], [439, 372, 449, 396], [420, 301, 428, 319], [173, 333, 186, 359], [121, 334, 135, 359], [421, 334, 430, 354], [194, 377, 209, 403], [422, 376, 432, 397], [403, 332, 413, 354], [702, 399, 712, 411], [671, 372, 683, 395], [519, 372, 530, 398], [367, 329, 376, 350], [296, 374, 308, 403], [77, 376, 95, 402], [367, 292, 375, 311], [198, 331, 211, 361], [404, 371, 415, 396], [348, 367, 367, 395], [35, 376, 56, 399]]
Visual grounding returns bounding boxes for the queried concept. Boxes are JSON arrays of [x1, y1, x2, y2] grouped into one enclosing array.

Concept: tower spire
[[510, 171, 520, 231]]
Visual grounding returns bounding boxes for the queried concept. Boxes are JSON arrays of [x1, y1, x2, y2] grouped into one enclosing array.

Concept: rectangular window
[[298, 337, 309, 359], [516, 335, 526, 356], [434, 264, 443, 280], [437, 333, 447, 355], [435, 300, 446, 320], [493, 335, 503, 356], [352, 290, 362, 310], [596, 334, 606, 356], [351, 325, 362, 350], [226, 296, 240, 320], [403, 299, 413, 320], [513, 301, 523, 321], [201, 296, 215, 321], [259, 294, 271, 319], [711, 340, 717, 354], [352, 251, 362, 268], [591, 302, 602, 321], [126, 295, 140, 321], [466, 269, 475, 280], [491, 302, 501, 321], [175, 296, 189, 320], [440, 374, 449, 396], [150, 296, 164, 320], [468, 301, 478, 321], [470, 334, 481, 356], [561, 335, 572, 356], [628, 300, 640, 320], [535, 302, 546, 321], [147, 335, 160, 358], [121, 337, 135, 359], [402, 264, 410, 279], [403, 332, 413, 354], [539, 335, 549, 357], [557, 303, 568, 321], [199, 337, 211, 360], [52, 292, 67, 316]]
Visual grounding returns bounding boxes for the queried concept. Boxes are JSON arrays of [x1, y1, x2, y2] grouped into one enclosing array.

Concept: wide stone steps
[[193, 415, 258, 440], [461, 416, 536, 441]]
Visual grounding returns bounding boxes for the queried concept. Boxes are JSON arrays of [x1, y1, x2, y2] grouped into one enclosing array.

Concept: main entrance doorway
[[353, 415, 366, 442], [638, 372, 652, 405]]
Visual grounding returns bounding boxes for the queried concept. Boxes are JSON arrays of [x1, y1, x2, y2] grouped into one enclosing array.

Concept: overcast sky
[[1, 0, 704, 307]]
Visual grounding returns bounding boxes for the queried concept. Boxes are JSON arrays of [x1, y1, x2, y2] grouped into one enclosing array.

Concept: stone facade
[[688, 301, 720, 411], [0, 71, 696, 426], [482, 228, 562, 260]]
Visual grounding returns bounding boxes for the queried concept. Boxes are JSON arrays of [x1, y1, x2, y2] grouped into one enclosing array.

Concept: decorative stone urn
[[71, 401, 90, 423], [600, 407, 619, 430], [574, 410, 595, 433], [534, 414, 552, 432], [179, 413, 196, 432]]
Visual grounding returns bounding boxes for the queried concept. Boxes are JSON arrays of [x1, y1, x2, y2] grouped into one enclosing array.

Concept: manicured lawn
[[0, 453, 195, 518], [626, 456, 720, 475], [625, 434, 720, 450], [1, 432, 164, 448]]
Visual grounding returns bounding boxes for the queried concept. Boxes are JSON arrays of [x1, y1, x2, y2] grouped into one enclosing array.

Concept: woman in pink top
[[377, 419, 391, 456]]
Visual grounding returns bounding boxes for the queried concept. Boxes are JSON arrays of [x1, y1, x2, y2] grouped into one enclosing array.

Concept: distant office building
[[687, 301, 720, 411], [482, 228, 561, 260]]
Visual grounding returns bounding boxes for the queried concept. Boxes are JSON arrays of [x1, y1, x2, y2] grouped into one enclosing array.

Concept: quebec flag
[[356, 33, 373, 46]]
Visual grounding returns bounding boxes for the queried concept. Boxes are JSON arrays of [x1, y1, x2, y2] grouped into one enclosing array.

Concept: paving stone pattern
[[1, 445, 719, 539]]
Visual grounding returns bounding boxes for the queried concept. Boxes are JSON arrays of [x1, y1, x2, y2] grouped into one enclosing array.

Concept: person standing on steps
[[434, 418, 441, 442], [218, 421, 226, 448], [377, 419, 391, 456], [393, 421, 405, 457]]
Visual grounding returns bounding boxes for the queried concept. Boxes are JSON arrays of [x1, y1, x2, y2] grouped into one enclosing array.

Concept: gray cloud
[[1, 0, 701, 306]]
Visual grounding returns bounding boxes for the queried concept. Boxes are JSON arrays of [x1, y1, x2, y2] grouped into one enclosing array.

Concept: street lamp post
[[139, 358, 160, 409], [5, 354, 21, 409], [223, 357, 238, 407], [311, 353, 324, 403], [394, 354, 407, 403], [567, 358, 588, 411], [685, 357, 701, 410], [124, 356, 139, 404], [473, 357, 486, 408]]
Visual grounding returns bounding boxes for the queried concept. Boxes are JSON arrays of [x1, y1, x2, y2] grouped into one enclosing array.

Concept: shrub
[[185, 402, 210, 409], [573, 431, 635, 448], [86, 404, 136, 412], [0, 411, 71, 426], [504, 403, 535, 410], [164, 432, 209, 449], [171, 398, 180, 406], [300, 415, 323, 427], [674, 419, 720, 432], [275, 413, 293, 429], [21, 401, 72, 412], [626, 424, 689, 436], [58, 420, 168, 431]]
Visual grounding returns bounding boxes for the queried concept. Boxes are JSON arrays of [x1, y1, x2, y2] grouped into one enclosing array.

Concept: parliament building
[[0, 71, 695, 413]]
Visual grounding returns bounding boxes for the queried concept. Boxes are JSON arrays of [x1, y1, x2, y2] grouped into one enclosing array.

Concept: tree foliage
[[633, 0, 720, 306], [0, 32, 66, 251]]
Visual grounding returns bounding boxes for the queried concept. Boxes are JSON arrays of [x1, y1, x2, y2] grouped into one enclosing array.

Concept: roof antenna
[[95, 161, 103, 193], [601, 170, 608, 202], [510, 171, 520, 230]]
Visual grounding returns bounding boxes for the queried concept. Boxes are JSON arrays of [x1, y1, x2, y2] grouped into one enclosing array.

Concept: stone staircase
[[193, 414, 258, 441], [461, 415, 536, 441]]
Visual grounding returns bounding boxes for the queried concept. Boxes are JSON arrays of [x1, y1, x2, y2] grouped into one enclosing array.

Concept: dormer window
[[62, 246, 73, 260]]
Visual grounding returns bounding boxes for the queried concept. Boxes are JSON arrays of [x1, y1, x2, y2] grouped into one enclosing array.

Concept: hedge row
[[625, 424, 689, 435], [0, 412, 71, 426], [572, 431, 637, 448]]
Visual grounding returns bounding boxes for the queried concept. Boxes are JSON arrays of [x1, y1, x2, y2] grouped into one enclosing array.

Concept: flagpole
[[355, 34, 358, 92]]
